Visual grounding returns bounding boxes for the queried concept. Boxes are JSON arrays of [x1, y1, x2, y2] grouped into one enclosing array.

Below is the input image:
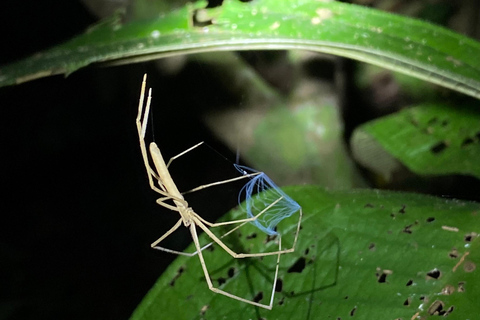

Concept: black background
[[0, 1, 242, 319]]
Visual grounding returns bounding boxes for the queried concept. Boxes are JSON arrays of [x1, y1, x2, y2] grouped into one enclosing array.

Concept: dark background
[[0, 1, 244, 319], [1, 1, 479, 319]]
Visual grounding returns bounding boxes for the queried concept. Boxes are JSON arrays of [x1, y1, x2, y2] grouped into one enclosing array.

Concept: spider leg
[[189, 223, 280, 310]]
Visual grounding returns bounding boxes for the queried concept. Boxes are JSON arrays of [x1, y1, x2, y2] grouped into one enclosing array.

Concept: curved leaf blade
[[1, 0, 480, 99]]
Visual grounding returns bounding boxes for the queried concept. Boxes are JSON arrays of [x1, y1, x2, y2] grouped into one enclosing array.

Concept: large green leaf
[[351, 103, 480, 179], [130, 186, 480, 319], [1, 0, 480, 100]]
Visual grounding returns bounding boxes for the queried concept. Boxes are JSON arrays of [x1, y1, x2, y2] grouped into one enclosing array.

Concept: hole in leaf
[[458, 281, 466, 292], [427, 300, 445, 315], [462, 137, 475, 148], [275, 278, 283, 292], [420, 295, 426, 301], [350, 306, 357, 316], [278, 297, 285, 305], [169, 266, 185, 286], [403, 297, 412, 306], [288, 257, 306, 273], [192, 9, 214, 27], [445, 306, 454, 315], [464, 232, 478, 242], [206, 0, 223, 8], [368, 243, 376, 251], [246, 233, 257, 240], [253, 291, 263, 303], [377, 273, 387, 283], [431, 141, 447, 154], [402, 221, 418, 234], [402, 224, 413, 234], [227, 267, 235, 278], [265, 234, 277, 244], [399, 205, 406, 214], [406, 279, 413, 286], [449, 248, 459, 259], [426, 217, 435, 222], [426, 268, 441, 279], [375, 268, 392, 283], [218, 277, 226, 286]]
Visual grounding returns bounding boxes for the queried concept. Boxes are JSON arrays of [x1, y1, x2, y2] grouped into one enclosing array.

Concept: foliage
[[131, 187, 480, 320], [1, 0, 479, 319]]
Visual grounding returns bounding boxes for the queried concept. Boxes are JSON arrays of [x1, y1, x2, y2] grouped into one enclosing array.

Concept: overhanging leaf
[[351, 103, 480, 179], [1, 0, 480, 100], [130, 186, 480, 320]]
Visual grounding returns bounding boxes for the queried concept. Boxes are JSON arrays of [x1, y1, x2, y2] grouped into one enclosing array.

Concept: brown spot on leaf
[[200, 305, 209, 316], [463, 260, 476, 272], [441, 284, 455, 295]]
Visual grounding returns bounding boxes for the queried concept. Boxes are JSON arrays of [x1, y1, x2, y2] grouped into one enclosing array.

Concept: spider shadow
[[281, 230, 341, 319]]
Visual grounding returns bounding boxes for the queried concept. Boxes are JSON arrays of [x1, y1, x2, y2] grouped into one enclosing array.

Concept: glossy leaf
[[351, 103, 480, 179], [130, 186, 480, 320], [1, 0, 480, 100]]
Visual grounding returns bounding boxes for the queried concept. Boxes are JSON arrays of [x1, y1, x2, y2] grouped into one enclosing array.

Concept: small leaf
[[351, 103, 480, 179]]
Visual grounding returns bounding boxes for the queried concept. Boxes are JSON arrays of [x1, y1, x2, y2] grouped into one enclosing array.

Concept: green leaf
[[1, 0, 480, 100], [130, 186, 480, 319], [351, 103, 480, 179]]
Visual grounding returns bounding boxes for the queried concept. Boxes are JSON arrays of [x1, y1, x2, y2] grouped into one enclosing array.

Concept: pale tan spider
[[136, 74, 302, 309]]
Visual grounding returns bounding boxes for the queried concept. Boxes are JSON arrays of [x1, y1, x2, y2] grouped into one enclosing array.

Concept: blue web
[[234, 164, 301, 236]]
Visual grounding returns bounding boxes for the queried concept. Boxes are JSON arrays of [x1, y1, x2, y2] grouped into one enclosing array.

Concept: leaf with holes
[[2, 0, 480, 100], [130, 186, 480, 320], [351, 103, 480, 180]]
